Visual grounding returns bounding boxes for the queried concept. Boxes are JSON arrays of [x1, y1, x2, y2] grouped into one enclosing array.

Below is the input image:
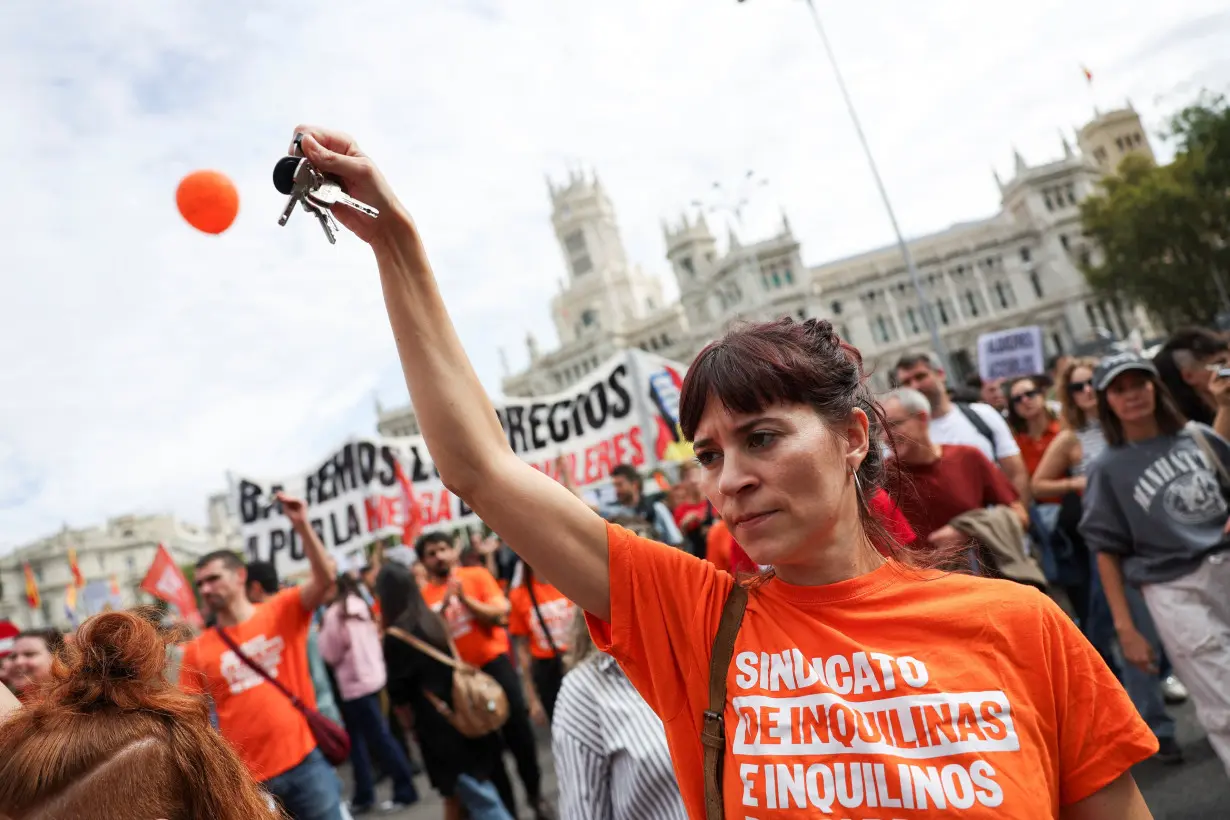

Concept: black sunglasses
[[1011, 389, 1041, 404], [1067, 379, 1093, 394]]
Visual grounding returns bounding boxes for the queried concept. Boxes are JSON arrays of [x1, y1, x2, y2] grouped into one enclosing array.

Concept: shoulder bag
[[386, 626, 509, 739], [702, 583, 750, 820], [526, 582, 561, 657], [214, 626, 351, 766]]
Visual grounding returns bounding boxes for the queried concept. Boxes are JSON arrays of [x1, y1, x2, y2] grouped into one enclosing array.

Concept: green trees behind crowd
[[1080, 93, 1230, 329]]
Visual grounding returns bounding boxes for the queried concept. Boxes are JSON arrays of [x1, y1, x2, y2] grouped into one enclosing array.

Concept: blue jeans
[[340, 692, 419, 807], [1085, 554, 1176, 740], [456, 775, 514, 820], [264, 748, 345, 820]]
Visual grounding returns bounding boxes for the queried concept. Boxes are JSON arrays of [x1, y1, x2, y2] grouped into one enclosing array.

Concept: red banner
[[139, 544, 202, 627]]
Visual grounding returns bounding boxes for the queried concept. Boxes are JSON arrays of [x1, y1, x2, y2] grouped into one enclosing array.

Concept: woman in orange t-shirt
[[295, 124, 1155, 819]]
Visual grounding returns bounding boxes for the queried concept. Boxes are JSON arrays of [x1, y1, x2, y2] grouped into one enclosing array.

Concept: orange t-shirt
[[587, 524, 1155, 819], [508, 580, 576, 660], [180, 587, 316, 781], [421, 567, 510, 668]]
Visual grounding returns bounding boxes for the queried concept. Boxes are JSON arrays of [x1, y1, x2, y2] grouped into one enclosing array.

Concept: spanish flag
[[68, 547, 85, 588], [23, 562, 40, 609], [64, 583, 79, 628]]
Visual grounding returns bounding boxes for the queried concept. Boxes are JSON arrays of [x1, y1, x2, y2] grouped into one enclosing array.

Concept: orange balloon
[[176, 170, 239, 234]]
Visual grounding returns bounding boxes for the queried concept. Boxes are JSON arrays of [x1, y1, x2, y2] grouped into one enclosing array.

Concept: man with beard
[[415, 531, 554, 820], [180, 493, 343, 820]]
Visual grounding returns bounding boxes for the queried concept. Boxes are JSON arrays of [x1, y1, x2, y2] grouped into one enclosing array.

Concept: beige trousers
[[1142, 551, 1230, 777]]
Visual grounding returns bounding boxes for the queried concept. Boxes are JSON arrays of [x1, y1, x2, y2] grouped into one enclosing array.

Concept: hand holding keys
[[273, 133, 380, 244]]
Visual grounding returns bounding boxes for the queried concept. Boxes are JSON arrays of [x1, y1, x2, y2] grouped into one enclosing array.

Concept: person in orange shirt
[[508, 561, 576, 724], [416, 532, 554, 820], [180, 492, 341, 820], [290, 125, 1155, 818]]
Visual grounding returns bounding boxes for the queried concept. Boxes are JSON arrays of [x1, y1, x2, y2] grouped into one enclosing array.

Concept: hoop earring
[[850, 466, 864, 499]]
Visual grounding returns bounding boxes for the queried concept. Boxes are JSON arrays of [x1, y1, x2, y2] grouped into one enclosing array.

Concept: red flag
[[1082, 65, 1093, 84], [140, 543, 202, 627], [23, 562, 40, 610], [393, 460, 422, 547]]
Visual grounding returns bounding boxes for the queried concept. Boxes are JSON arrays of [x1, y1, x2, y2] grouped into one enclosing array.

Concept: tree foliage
[[1080, 93, 1230, 329]]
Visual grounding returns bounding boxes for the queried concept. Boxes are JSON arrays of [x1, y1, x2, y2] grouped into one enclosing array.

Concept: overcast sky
[[2, 0, 1228, 552]]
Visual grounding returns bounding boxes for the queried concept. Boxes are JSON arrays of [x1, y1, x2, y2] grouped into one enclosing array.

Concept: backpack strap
[[703, 582, 749, 820], [956, 402, 999, 462]]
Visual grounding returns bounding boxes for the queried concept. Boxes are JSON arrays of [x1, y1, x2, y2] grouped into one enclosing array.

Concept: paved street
[[343, 701, 1227, 819]]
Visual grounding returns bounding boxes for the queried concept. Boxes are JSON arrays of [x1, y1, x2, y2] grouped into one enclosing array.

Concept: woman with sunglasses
[[1033, 358, 1184, 762], [292, 125, 1158, 818], [1079, 351, 1230, 777]]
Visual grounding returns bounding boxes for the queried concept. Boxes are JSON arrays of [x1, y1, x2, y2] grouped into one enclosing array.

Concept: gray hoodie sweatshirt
[[1080, 423, 1230, 585]]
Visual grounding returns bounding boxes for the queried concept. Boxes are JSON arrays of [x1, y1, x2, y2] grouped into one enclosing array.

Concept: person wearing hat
[[1079, 350, 1230, 777]]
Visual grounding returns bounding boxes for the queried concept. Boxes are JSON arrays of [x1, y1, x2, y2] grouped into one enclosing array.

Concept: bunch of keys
[[273, 133, 379, 244]]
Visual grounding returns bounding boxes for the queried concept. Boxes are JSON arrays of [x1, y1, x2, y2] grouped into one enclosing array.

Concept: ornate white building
[[0, 514, 221, 630], [378, 105, 1156, 434]]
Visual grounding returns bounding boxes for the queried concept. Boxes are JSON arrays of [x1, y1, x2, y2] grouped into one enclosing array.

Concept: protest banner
[[231, 350, 689, 577], [977, 326, 1045, 382]]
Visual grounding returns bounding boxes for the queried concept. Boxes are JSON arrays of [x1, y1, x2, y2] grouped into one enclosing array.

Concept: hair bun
[[52, 608, 175, 709]]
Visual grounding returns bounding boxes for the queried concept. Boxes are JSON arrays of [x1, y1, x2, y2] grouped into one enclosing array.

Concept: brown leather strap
[[703, 582, 749, 820]]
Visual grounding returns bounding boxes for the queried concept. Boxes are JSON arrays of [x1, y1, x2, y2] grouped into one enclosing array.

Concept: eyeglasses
[[1067, 380, 1093, 394], [1011, 389, 1041, 404]]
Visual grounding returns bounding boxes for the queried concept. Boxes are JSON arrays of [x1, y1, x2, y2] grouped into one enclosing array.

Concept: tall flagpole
[[746, 0, 955, 379]]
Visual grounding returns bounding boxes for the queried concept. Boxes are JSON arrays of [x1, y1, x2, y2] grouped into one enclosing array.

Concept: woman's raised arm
[[295, 126, 611, 619]]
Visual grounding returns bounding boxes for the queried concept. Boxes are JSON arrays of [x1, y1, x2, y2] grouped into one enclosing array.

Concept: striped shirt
[[551, 655, 687, 820]]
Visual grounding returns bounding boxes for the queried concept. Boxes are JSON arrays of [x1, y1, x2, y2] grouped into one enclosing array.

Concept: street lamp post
[[739, 0, 955, 379]]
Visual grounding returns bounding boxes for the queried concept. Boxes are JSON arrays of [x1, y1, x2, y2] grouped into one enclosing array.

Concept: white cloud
[[2, 0, 1227, 551]]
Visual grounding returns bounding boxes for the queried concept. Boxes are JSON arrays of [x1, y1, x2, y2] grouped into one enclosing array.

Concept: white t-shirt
[[929, 401, 1020, 465]]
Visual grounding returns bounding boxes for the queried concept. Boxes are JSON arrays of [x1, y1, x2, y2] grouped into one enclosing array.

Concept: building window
[[97, 554, 105, 570], [838, 323, 850, 340], [1094, 147, 1108, 164], [1066, 183, 1076, 204], [936, 301, 950, 325], [875, 316, 890, 343], [580, 309, 597, 328], [646, 298, 655, 311], [680, 257, 695, 276], [905, 306, 919, 333], [1043, 193, 1053, 212], [1051, 332, 1064, 355], [797, 308, 806, 320], [34, 565, 44, 583], [772, 272, 781, 288], [1060, 234, 1070, 251], [994, 282, 1011, 309], [784, 268, 794, 285], [1029, 270, 1043, 299], [965, 291, 979, 317], [650, 338, 659, 351], [1020, 247, 1031, 263], [831, 300, 842, 315]]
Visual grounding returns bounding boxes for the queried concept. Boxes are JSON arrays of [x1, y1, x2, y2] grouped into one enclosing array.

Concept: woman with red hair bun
[[0, 610, 278, 820]]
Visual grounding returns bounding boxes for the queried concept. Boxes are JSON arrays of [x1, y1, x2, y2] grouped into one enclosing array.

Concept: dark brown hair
[[1057, 357, 1099, 430], [0, 609, 279, 820], [680, 317, 907, 562], [15, 628, 65, 656], [1003, 376, 1054, 434], [1097, 369, 1188, 447]]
